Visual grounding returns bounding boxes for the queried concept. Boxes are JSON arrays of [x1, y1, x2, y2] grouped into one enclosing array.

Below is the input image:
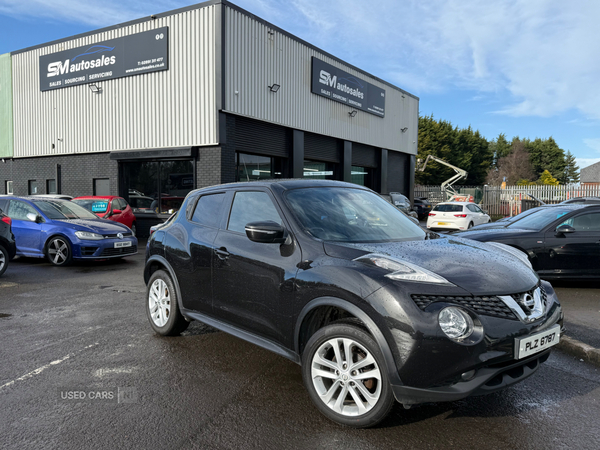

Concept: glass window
[[566, 213, 600, 231], [191, 193, 226, 228], [433, 204, 464, 212], [285, 187, 425, 243], [47, 179, 57, 194], [28, 180, 38, 195], [508, 207, 572, 230], [227, 191, 282, 234], [303, 160, 335, 180], [32, 200, 98, 220], [351, 166, 373, 187], [8, 200, 38, 221], [5, 181, 12, 195], [236, 153, 284, 181], [72, 199, 109, 214]]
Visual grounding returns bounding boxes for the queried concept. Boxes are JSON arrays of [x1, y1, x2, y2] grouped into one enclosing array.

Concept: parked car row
[[0, 196, 137, 269]]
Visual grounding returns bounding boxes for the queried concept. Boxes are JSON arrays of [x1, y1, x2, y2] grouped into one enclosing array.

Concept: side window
[[227, 191, 282, 234], [572, 213, 600, 231], [473, 205, 483, 213], [191, 193, 226, 228], [8, 200, 37, 221]]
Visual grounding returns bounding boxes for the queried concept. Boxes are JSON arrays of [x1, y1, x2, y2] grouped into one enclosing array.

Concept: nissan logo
[[522, 293, 535, 309]]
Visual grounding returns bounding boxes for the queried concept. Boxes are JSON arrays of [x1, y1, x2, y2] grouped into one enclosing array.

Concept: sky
[[1, 0, 600, 172]]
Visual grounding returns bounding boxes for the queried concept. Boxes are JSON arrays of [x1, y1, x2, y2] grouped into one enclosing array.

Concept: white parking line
[[0, 342, 99, 391]]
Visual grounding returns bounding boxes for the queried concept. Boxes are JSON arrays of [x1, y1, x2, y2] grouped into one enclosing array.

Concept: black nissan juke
[[144, 180, 563, 428]]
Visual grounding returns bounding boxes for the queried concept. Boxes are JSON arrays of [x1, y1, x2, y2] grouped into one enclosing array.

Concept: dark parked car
[[144, 180, 562, 427], [468, 205, 553, 231], [560, 196, 600, 205], [456, 204, 600, 279], [0, 197, 137, 266], [413, 197, 432, 220], [0, 209, 17, 277]]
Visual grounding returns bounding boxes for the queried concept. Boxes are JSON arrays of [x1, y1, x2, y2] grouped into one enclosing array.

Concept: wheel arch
[[43, 233, 73, 255], [295, 297, 403, 386], [144, 255, 185, 312]]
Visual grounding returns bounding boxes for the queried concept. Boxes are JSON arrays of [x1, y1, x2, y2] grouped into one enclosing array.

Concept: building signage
[[39, 27, 169, 91], [311, 57, 385, 117]]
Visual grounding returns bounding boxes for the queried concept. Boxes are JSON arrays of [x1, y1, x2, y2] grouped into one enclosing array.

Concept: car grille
[[411, 294, 517, 320], [99, 245, 137, 257], [411, 283, 547, 321], [81, 247, 98, 256], [102, 232, 133, 238]]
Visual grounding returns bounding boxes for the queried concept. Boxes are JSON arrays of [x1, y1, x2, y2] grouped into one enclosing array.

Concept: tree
[[526, 137, 566, 182], [563, 151, 580, 183], [486, 141, 535, 185], [538, 169, 560, 185]]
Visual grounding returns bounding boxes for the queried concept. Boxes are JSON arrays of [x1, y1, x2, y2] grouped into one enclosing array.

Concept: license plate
[[437, 222, 449, 226], [515, 324, 560, 359], [114, 241, 132, 248]]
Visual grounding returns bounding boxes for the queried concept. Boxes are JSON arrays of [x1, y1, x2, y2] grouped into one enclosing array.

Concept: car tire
[[130, 222, 137, 237], [468, 222, 474, 229], [0, 245, 8, 277], [46, 236, 73, 266], [301, 323, 395, 428], [146, 270, 189, 336]]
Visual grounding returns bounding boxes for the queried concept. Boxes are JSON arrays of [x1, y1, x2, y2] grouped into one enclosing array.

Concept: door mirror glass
[[26, 212, 39, 223], [245, 221, 287, 244], [112, 209, 122, 215]]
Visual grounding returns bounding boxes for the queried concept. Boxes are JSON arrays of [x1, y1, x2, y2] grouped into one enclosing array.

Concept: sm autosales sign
[[311, 57, 385, 117], [39, 27, 169, 91]]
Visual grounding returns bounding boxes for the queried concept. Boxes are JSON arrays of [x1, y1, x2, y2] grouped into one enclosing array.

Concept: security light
[[88, 83, 101, 93], [348, 110, 357, 117], [268, 84, 280, 93], [401, 127, 408, 132]]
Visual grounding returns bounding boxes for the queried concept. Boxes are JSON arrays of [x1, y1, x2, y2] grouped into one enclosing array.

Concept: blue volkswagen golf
[[0, 197, 137, 266]]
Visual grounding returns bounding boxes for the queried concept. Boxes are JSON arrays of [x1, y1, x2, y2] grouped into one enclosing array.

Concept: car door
[[6, 200, 44, 256], [469, 204, 487, 225], [165, 191, 228, 315], [211, 189, 302, 346], [542, 211, 600, 277]]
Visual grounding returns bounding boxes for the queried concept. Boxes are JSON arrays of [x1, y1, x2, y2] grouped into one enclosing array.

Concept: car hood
[[324, 235, 538, 295], [453, 228, 536, 240], [55, 219, 130, 234]]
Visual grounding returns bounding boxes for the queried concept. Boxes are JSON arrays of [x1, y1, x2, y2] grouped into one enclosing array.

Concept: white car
[[427, 201, 490, 231]]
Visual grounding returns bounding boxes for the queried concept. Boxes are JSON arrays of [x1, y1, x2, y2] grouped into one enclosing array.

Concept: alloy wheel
[[149, 278, 171, 327], [48, 238, 69, 265], [310, 337, 382, 416]]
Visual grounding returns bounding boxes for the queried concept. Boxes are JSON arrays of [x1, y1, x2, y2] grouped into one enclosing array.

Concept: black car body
[[560, 196, 600, 205], [144, 180, 562, 427], [456, 204, 600, 279], [413, 197, 432, 220], [0, 208, 17, 277]]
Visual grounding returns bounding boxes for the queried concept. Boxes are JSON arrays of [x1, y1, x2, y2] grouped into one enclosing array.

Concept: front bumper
[[73, 237, 138, 259]]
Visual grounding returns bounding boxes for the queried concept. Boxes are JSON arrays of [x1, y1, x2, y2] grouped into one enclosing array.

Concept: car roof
[[434, 201, 477, 206], [72, 196, 121, 200], [191, 179, 371, 194]]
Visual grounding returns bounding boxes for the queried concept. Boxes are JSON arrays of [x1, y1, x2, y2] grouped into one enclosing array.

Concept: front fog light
[[439, 307, 474, 340]]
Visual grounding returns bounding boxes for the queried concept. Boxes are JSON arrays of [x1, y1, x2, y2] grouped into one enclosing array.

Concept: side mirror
[[245, 221, 288, 244], [483, 210, 489, 215], [112, 209, 122, 215], [555, 224, 575, 235], [26, 212, 42, 223]]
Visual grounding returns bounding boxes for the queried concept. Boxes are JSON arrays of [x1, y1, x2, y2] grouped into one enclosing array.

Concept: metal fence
[[415, 184, 600, 218]]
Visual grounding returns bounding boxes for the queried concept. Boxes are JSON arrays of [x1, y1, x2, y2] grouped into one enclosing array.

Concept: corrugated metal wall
[[0, 53, 13, 159], [11, 6, 218, 158], [223, 6, 418, 155]]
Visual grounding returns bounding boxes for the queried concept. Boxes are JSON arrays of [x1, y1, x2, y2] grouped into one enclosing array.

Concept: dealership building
[[0, 0, 418, 234]]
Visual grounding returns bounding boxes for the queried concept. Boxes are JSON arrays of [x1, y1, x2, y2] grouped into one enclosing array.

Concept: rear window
[[73, 199, 108, 213], [432, 204, 464, 212]]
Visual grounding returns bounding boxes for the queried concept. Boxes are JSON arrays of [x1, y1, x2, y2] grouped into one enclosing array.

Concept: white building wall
[[11, 5, 218, 158], [223, 6, 418, 154]]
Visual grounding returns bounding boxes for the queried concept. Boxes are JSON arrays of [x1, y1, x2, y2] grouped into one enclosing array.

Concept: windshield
[[507, 207, 572, 230], [72, 199, 109, 214], [33, 200, 99, 220], [433, 204, 464, 212], [285, 187, 426, 242]]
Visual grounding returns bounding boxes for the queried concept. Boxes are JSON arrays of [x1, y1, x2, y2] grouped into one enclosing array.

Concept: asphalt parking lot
[[1, 243, 599, 449]]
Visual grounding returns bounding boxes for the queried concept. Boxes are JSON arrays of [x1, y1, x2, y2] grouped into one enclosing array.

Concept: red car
[[72, 196, 137, 236]]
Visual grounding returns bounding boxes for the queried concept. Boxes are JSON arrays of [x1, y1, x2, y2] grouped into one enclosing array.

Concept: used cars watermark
[[57, 387, 137, 404]]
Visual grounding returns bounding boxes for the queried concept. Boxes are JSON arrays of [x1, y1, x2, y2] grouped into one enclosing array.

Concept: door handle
[[215, 248, 230, 260]]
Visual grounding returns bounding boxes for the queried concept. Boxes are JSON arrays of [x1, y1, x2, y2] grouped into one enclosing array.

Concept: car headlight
[[438, 307, 474, 340], [354, 254, 455, 285], [486, 242, 532, 268], [75, 231, 104, 240]]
